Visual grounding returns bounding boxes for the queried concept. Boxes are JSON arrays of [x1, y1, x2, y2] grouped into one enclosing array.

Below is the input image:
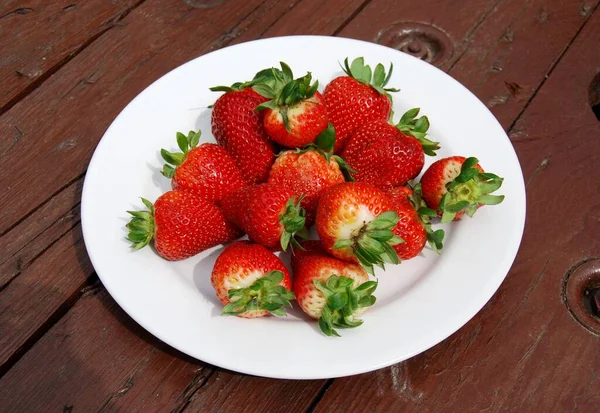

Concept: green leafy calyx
[[126, 198, 155, 249], [279, 196, 309, 251], [439, 157, 505, 223], [332, 211, 403, 275], [410, 183, 445, 253], [295, 123, 356, 181], [254, 63, 319, 132], [341, 57, 400, 98], [222, 270, 295, 317], [160, 130, 201, 179], [314, 275, 377, 337], [395, 108, 439, 156]]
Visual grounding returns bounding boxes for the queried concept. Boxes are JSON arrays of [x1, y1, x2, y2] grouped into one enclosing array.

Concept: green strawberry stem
[[410, 182, 445, 253], [332, 211, 403, 275], [126, 198, 155, 249], [279, 196, 308, 251], [439, 157, 505, 223], [314, 275, 377, 337], [396, 108, 440, 156], [341, 57, 400, 99], [253, 63, 319, 132], [297, 123, 356, 181], [222, 270, 295, 316], [160, 130, 201, 179]]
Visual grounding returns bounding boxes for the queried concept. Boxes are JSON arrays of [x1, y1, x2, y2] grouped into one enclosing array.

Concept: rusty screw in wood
[[563, 258, 600, 335]]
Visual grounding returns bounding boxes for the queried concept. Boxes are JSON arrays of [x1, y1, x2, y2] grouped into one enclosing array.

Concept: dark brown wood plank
[[0, 224, 92, 374], [181, 370, 327, 413], [313, 5, 600, 412], [0, 0, 290, 235], [0, 0, 142, 112], [0, 287, 207, 412], [336, 0, 502, 70], [449, 0, 600, 128], [0, 177, 83, 288]]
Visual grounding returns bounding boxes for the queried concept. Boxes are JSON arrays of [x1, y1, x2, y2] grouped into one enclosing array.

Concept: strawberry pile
[[126, 57, 505, 337]]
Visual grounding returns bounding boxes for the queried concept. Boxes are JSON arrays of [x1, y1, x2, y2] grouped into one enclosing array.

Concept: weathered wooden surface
[[0, 0, 142, 113], [0, 0, 599, 411]]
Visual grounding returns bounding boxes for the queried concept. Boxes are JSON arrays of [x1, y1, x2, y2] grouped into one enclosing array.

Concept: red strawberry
[[268, 140, 346, 226], [342, 108, 440, 189], [221, 183, 307, 251], [386, 185, 444, 260], [160, 129, 247, 203], [211, 241, 294, 318], [420, 156, 505, 223], [292, 240, 377, 337], [210, 86, 275, 184], [315, 182, 403, 274], [324, 57, 399, 153], [254, 64, 328, 148], [126, 191, 241, 261]]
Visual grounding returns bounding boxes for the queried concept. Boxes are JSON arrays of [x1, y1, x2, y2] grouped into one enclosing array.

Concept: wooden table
[[1, 0, 599, 411]]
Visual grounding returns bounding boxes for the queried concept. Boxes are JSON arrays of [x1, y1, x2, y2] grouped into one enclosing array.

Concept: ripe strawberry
[[324, 57, 399, 153], [211, 241, 294, 318], [220, 183, 307, 251], [210, 85, 275, 184], [342, 108, 439, 190], [268, 127, 347, 225], [315, 182, 403, 274], [292, 240, 377, 337], [420, 156, 505, 223], [386, 184, 444, 260], [126, 191, 241, 261], [160, 129, 247, 203], [254, 63, 328, 148]]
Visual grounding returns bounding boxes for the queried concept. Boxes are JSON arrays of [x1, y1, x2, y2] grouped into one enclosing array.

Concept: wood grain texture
[[0, 177, 83, 289], [0, 287, 207, 412], [313, 5, 600, 413], [0, 0, 142, 113], [0, 0, 274, 235], [0, 224, 92, 375]]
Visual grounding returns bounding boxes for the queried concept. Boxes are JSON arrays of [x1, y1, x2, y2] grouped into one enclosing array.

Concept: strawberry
[[220, 183, 307, 251], [315, 182, 403, 274], [386, 184, 444, 260], [292, 240, 377, 337], [210, 85, 275, 185], [211, 241, 294, 318], [160, 129, 247, 203], [254, 63, 328, 148], [267, 125, 348, 225], [126, 191, 241, 261], [324, 57, 399, 153], [420, 156, 505, 223], [342, 108, 439, 190]]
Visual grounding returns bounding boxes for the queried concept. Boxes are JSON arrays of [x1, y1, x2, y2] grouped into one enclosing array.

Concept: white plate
[[81, 36, 526, 380]]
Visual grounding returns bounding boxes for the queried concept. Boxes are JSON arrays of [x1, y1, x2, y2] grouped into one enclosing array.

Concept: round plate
[[81, 36, 526, 380]]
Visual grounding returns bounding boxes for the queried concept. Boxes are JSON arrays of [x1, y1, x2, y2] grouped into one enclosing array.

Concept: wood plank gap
[[446, 0, 507, 73], [332, 0, 374, 36], [0, 212, 81, 293], [304, 379, 335, 413], [0, 201, 81, 268], [0, 0, 147, 117], [0, 172, 85, 238], [506, 1, 600, 134], [0, 273, 99, 378], [174, 369, 218, 413], [257, 0, 305, 38]]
